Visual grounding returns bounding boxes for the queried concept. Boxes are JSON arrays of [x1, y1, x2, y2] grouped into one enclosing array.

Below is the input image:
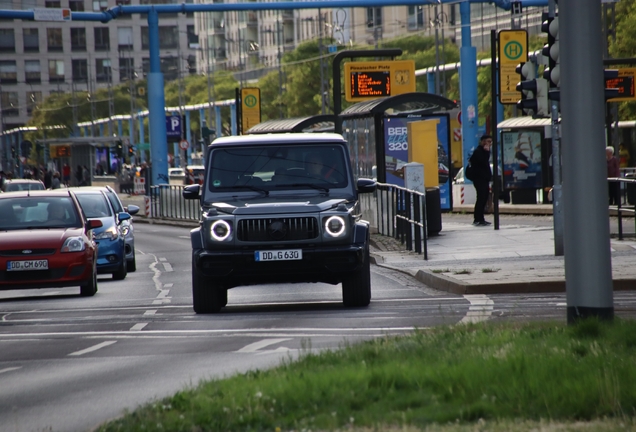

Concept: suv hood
[[208, 197, 349, 215]]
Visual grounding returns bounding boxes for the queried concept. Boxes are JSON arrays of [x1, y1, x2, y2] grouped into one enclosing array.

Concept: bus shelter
[[245, 115, 336, 134], [339, 92, 457, 211]]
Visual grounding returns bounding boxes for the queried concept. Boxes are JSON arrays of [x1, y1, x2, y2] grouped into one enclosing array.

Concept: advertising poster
[[384, 116, 451, 210], [501, 130, 542, 189]]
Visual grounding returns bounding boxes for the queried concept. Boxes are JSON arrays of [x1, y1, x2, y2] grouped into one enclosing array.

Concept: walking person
[[471, 134, 493, 226], [606, 146, 620, 206]]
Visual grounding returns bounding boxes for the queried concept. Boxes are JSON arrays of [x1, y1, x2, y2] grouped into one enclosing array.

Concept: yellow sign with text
[[498, 29, 528, 104], [241, 87, 261, 134], [344, 60, 416, 102]]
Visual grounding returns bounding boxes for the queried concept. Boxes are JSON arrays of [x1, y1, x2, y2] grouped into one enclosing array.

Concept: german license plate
[[7, 260, 49, 271], [255, 249, 302, 262]]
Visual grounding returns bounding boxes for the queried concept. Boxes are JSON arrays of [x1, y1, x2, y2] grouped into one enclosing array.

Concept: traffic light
[[516, 60, 548, 117], [115, 140, 123, 158], [128, 145, 134, 156], [542, 14, 559, 89]]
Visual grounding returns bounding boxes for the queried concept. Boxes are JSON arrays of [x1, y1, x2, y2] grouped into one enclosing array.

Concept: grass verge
[[97, 319, 636, 432]]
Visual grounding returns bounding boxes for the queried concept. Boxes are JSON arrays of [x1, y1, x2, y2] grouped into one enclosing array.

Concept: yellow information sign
[[49, 144, 71, 158], [344, 60, 416, 102], [498, 29, 528, 105], [241, 87, 261, 133]]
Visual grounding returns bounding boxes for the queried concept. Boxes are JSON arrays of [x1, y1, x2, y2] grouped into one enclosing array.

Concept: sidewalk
[[370, 221, 636, 295]]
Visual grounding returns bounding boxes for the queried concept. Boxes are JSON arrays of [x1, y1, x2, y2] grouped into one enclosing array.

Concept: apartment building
[[0, 0, 199, 131]]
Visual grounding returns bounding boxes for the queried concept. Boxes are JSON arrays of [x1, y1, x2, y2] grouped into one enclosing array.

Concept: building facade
[[0, 0, 199, 131]]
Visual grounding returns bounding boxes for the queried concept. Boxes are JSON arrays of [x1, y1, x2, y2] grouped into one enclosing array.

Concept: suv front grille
[[237, 217, 319, 242]]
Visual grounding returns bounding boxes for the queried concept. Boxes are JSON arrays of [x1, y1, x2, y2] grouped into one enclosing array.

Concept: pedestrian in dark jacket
[[470, 134, 493, 226]]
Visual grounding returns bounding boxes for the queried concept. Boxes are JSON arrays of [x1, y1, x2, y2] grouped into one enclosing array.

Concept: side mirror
[[86, 219, 103, 230], [356, 178, 376, 194], [118, 212, 132, 224], [183, 184, 200, 200], [125, 204, 140, 216]]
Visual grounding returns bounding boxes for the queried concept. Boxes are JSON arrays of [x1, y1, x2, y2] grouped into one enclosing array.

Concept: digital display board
[[350, 71, 390, 99], [344, 60, 415, 102], [50, 144, 71, 158], [606, 75, 635, 101]]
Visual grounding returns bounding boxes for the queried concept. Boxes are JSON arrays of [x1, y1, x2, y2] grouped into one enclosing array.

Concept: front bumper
[[193, 244, 365, 287], [0, 254, 94, 290], [95, 238, 125, 274]]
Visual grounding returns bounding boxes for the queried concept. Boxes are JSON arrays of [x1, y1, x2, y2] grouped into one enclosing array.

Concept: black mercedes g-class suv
[[182, 133, 376, 313]]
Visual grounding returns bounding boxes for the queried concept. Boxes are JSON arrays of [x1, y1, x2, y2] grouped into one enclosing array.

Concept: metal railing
[[149, 184, 200, 221], [375, 182, 427, 260], [609, 176, 636, 240]]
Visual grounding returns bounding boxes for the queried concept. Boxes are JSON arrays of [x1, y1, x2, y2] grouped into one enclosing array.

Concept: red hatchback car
[[0, 190, 102, 296]]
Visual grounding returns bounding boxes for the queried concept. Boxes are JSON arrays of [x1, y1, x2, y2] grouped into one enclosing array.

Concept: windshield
[[207, 144, 348, 194], [4, 182, 45, 192], [0, 196, 81, 230], [76, 193, 112, 218]]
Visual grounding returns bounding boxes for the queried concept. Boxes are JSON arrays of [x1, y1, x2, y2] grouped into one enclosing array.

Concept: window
[[187, 54, 196, 74], [117, 26, 133, 50], [1, 91, 19, 117], [71, 28, 86, 51], [0, 60, 17, 83], [47, 28, 63, 52], [94, 27, 110, 51], [69, 0, 84, 11], [27, 91, 42, 115], [95, 58, 111, 82], [48, 59, 64, 82], [187, 25, 198, 48], [141, 26, 177, 50], [0, 0, 13, 10], [72, 58, 88, 82], [0, 28, 14, 52], [23, 28, 39, 52], [45, 0, 61, 7], [407, 6, 424, 30], [25, 60, 40, 83], [92, 0, 107, 11], [142, 57, 149, 76], [161, 56, 179, 81], [119, 57, 133, 81], [366, 7, 382, 28]]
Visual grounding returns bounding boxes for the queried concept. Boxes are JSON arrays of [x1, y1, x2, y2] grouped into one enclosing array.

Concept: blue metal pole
[[185, 110, 192, 166], [230, 104, 237, 136], [426, 72, 435, 94], [147, 8, 169, 185], [215, 105, 222, 138], [117, 119, 123, 137], [459, 1, 479, 179], [138, 115, 145, 163]]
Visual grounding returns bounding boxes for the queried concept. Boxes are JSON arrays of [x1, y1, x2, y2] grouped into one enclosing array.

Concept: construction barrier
[[144, 195, 152, 218], [133, 177, 146, 195]]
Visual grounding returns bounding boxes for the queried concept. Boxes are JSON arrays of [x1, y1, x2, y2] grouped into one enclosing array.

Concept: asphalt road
[[0, 222, 635, 432]]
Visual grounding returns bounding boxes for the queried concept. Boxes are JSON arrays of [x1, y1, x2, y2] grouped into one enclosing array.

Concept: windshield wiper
[[276, 183, 330, 193], [226, 185, 269, 196]]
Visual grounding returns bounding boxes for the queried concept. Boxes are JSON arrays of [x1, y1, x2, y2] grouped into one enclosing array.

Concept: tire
[[342, 244, 371, 307], [80, 265, 98, 297], [192, 260, 225, 313], [127, 253, 137, 272], [112, 258, 128, 280]]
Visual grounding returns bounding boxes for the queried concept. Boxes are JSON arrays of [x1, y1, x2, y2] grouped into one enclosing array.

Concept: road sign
[[241, 87, 261, 133], [344, 60, 416, 102], [166, 115, 182, 138], [498, 29, 528, 104], [606, 68, 636, 102], [179, 139, 189, 150]]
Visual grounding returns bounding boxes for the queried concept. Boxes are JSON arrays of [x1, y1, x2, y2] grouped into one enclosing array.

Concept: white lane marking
[[68, 341, 117, 356], [236, 338, 293, 353], [159, 257, 167, 262], [459, 294, 494, 324], [130, 323, 148, 331], [162, 262, 173, 272], [163, 283, 173, 288], [178, 236, 189, 239], [152, 299, 170, 305], [156, 290, 170, 299], [0, 367, 22, 374], [148, 254, 171, 305], [0, 327, 418, 339], [143, 310, 157, 316]]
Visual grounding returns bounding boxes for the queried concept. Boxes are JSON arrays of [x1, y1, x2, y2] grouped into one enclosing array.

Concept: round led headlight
[[210, 220, 231, 241], [325, 216, 346, 237]]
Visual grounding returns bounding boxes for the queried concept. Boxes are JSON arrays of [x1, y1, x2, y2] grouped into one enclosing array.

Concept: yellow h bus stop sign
[[498, 30, 528, 105]]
